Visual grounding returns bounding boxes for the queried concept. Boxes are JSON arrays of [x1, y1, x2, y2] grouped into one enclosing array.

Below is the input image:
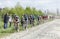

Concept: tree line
[[0, 3, 44, 19]]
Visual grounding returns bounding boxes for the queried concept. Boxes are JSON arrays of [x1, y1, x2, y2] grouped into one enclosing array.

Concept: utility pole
[[45, 10, 47, 15], [57, 8, 59, 16], [47, 9, 49, 15], [45, 9, 49, 15]]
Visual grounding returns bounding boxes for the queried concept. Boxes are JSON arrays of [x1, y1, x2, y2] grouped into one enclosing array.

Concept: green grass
[[0, 33, 11, 38]]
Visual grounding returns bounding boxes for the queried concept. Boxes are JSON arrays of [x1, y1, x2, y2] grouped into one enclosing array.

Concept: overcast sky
[[0, 0, 59, 12]]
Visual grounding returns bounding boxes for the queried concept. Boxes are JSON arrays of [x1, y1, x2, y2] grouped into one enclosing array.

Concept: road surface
[[1, 19, 60, 39]]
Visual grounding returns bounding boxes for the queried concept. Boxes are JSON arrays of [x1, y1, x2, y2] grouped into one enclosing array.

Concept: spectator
[[21, 16, 24, 27], [3, 13, 9, 29], [21, 16, 26, 29], [31, 15, 35, 26], [37, 15, 41, 25], [29, 15, 35, 26], [9, 15, 13, 27], [24, 14, 28, 29], [13, 15, 20, 32]]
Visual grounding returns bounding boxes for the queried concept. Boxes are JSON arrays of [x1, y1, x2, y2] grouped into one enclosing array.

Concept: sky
[[0, 0, 59, 13]]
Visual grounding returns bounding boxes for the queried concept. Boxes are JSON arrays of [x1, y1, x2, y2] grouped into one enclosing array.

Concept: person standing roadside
[[13, 15, 20, 32], [3, 13, 9, 29], [9, 15, 12, 27], [30, 15, 35, 26], [24, 14, 28, 29], [37, 15, 41, 25], [28, 15, 34, 26], [21, 16, 26, 29]]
